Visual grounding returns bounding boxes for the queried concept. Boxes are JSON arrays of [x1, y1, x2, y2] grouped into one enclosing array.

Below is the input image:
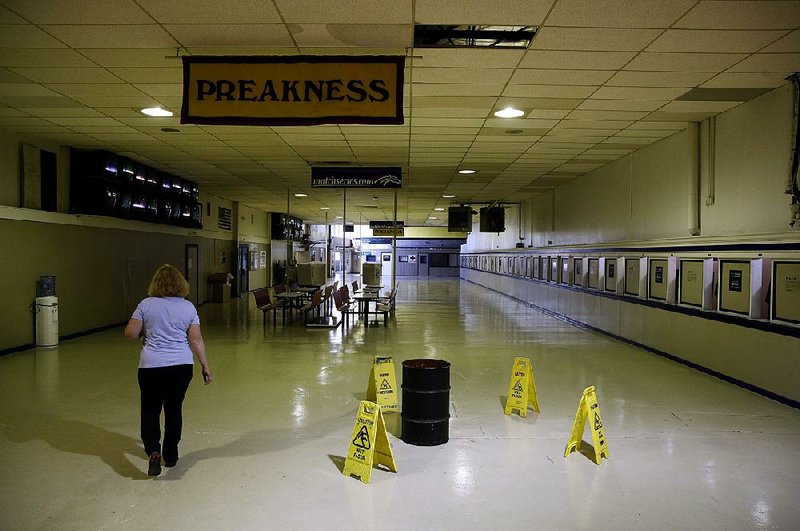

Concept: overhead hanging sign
[[311, 166, 402, 188], [369, 221, 404, 229], [181, 55, 404, 126]]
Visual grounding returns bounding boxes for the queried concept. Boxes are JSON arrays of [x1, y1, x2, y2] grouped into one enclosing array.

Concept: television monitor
[[448, 206, 472, 232], [479, 206, 505, 232]]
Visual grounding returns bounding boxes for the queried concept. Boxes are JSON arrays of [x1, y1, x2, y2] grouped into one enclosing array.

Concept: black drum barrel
[[401, 359, 450, 446]]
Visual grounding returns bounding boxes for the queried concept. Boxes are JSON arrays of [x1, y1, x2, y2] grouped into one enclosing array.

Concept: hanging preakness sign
[[181, 55, 404, 126], [311, 166, 402, 188]]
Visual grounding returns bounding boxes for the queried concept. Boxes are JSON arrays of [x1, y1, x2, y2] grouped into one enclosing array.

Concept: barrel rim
[[401, 358, 450, 370]]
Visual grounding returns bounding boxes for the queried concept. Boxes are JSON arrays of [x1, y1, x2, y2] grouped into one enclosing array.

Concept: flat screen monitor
[[448, 206, 472, 232], [479, 207, 505, 233]]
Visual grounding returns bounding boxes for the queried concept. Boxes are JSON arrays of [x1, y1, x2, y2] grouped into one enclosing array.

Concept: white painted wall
[[469, 84, 796, 251]]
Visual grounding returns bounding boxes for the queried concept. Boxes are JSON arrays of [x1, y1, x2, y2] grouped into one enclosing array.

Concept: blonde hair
[[147, 264, 189, 298]]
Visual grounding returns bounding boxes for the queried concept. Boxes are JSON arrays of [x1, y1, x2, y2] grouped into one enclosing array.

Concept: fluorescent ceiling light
[[434, 207, 445, 211], [320, 207, 330, 210], [458, 169, 476, 174], [294, 193, 308, 197], [335, 215, 344, 219], [429, 217, 438, 220], [140, 107, 173, 117], [442, 194, 456, 198], [493, 107, 524, 118]]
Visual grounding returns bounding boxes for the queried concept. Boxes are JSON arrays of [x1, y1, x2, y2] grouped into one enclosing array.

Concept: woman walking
[[125, 264, 212, 477]]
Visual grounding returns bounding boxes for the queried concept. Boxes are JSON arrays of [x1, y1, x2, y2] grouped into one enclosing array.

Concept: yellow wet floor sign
[[365, 355, 398, 412], [504, 357, 540, 416], [342, 400, 397, 484], [564, 385, 610, 464]]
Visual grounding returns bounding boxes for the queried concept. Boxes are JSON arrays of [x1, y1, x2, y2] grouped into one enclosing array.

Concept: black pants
[[137, 364, 193, 462]]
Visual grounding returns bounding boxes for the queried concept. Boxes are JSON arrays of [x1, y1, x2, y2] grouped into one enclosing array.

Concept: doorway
[[381, 252, 393, 278], [238, 244, 250, 295], [418, 253, 429, 276], [184, 244, 200, 306]]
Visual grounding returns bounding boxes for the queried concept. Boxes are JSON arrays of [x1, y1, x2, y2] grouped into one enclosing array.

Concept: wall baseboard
[[0, 321, 126, 357]]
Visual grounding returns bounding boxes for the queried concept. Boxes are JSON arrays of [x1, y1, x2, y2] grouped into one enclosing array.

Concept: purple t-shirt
[[132, 297, 200, 368]]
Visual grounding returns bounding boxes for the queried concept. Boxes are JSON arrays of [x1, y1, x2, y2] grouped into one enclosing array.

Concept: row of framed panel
[[461, 254, 800, 326]]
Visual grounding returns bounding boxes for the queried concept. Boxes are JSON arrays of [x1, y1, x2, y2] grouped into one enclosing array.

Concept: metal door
[[184, 244, 200, 306], [238, 243, 249, 294], [418, 253, 429, 276]]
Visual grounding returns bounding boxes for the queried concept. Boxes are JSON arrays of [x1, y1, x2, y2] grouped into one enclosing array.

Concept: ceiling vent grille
[[414, 25, 536, 49]]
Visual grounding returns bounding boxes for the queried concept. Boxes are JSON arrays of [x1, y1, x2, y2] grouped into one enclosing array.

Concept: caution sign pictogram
[[365, 355, 398, 412], [353, 425, 371, 450], [342, 400, 397, 484], [503, 357, 540, 417], [564, 386, 610, 465]]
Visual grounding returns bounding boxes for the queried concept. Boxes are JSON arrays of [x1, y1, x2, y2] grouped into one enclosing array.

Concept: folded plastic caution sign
[[504, 357, 540, 417], [366, 355, 398, 412], [343, 400, 397, 484], [564, 386, 609, 464]]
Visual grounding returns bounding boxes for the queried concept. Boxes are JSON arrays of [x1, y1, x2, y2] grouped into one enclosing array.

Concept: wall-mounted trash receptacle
[[401, 359, 450, 446], [35, 296, 59, 347]]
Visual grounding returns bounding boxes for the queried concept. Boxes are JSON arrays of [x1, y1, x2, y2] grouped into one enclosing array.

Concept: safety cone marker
[[366, 355, 398, 412], [504, 357, 540, 416], [564, 385, 609, 464], [342, 400, 397, 484]]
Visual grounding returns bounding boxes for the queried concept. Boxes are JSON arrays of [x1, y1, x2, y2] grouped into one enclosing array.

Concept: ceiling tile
[[292, 24, 412, 47], [276, 0, 411, 23], [414, 0, 554, 25], [0, 5, 26, 24], [510, 69, 614, 86], [624, 52, 746, 72], [628, 121, 688, 130], [0, 24, 67, 48], [9, 67, 122, 84], [2, 0, 152, 24], [502, 85, 598, 99], [546, 0, 694, 28], [700, 72, 789, 88], [675, 1, 800, 30], [412, 84, 504, 97], [0, 67, 30, 83], [411, 49, 524, 69], [659, 100, 742, 113], [19, 107, 105, 118], [79, 49, 182, 68], [727, 53, 800, 73], [646, 29, 785, 53], [46, 83, 143, 97], [42, 24, 178, 49], [138, 0, 282, 23], [577, 99, 667, 112], [164, 24, 293, 47], [605, 71, 714, 88], [761, 30, 800, 53], [0, 83, 58, 97], [591, 86, 689, 100], [414, 68, 514, 85], [0, 49, 96, 68], [520, 50, 636, 70], [646, 110, 721, 121], [107, 68, 182, 84], [567, 108, 649, 120], [133, 84, 184, 97], [530, 27, 661, 51]]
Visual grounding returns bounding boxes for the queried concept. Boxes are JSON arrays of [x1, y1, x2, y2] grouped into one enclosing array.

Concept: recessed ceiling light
[[458, 169, 477, 174], [335, 215, 344, 219], [294, 193, 308, 198], [493, 107, 524, 118], [429, 216, 438, 220], [442, 194, 456, 198], [434, 207, 445, 211], [320, 207, 330, 210], [140, 107, 173, 117]]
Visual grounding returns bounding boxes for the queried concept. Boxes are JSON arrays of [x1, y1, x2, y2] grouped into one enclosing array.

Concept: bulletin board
[[605, 259, 616, 292], [771, 261, 800, 324], [649, 259, 668, 300], [679, 259, 704, 307], [719, 260, 751, 315], [624, 258, 640, 296], [588, 258, 599, 289]]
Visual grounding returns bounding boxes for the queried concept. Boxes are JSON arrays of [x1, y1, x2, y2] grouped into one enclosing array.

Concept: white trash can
[[35, 296, 59, 347]]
